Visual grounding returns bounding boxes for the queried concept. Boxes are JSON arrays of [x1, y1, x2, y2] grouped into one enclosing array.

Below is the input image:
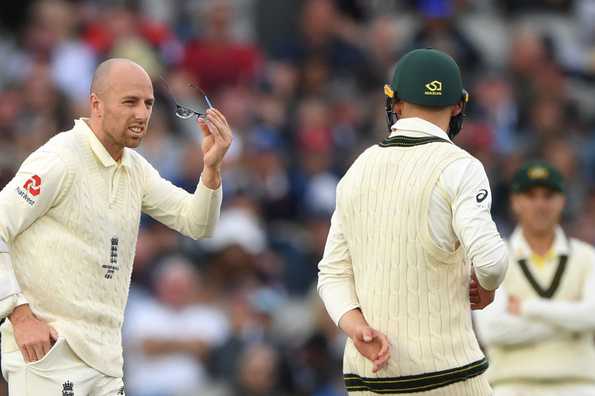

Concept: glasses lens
[[175, 105, 196, 119]]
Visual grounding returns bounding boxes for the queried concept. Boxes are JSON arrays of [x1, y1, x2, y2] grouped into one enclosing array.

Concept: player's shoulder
[[569, 237, 595, 260], [440, 149, 486, 184], [39, 123, 81, 157], [23, 129, 77, 168]]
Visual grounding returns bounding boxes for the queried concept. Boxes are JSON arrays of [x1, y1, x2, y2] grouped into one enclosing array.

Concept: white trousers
[[494, 383, 595, 396], [1, 337, 125, 396]]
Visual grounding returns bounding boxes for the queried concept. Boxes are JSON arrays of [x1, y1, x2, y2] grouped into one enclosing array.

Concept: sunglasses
[[160, 77, 213, 119]]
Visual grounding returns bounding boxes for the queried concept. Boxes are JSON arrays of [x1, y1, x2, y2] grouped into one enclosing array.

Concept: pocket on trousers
[[25, 337, 65, 370]]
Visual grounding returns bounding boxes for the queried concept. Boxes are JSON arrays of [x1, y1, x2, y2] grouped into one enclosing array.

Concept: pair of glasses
[[160, 77, 213, 119]]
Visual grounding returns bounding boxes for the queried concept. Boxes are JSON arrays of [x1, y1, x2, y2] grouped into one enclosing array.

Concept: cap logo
[[528, 166, 549, 180], [424, 80, 442, 96]]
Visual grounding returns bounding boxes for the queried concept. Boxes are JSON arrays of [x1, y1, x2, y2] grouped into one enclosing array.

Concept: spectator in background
[[183, 0, 262, 94], [228, 343, 285, 396], [409, 0, 484, 76], [124, 256, 229, 396]]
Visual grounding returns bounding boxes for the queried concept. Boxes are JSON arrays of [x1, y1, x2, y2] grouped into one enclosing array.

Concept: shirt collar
[[75, 118, 132, 169], [510, 226, 570, 260], [389, 117, 451, 142]]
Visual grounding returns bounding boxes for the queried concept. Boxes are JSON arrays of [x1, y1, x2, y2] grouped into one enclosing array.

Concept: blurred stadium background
[[0, 0, 594, 395]]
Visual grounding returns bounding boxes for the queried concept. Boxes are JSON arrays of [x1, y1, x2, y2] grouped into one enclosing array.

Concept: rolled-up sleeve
[[317, 191, 360, 326], [140, 159, 222, 240], [448, 158, 508, 290], [0, 149, 69, 317]]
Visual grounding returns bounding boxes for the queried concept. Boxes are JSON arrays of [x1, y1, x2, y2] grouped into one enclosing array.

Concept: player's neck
[[522, 227, 555, 256], [87, 118, 124, 161], [400, 111, 450, 133]]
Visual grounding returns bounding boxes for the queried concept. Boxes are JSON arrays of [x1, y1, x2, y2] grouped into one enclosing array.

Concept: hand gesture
[[198, 108, 232, 169], [10, 305, 59, 363], [469, 270, 495, 310], [352, 325, 391, 373]]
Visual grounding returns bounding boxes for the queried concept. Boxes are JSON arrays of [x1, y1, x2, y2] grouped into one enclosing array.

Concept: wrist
[[339, 308, 367, 339], [201, 166, 221, 190], [8, 304, 33, 324]]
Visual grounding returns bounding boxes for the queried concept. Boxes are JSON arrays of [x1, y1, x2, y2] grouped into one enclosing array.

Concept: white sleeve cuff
[[0, 249, 22, 300], [318, 283, 360, 326], [0, 293, 28, 319], [15, 293, 28, 307]]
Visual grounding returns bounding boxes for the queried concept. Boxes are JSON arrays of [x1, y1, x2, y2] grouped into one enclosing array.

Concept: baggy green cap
[[387, 48, 465, 107], [511, 161, 565, 194]]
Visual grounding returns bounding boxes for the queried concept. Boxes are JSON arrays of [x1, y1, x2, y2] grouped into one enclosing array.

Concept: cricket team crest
[[62, 380, 74, 396], [102, 236, 120, 279]]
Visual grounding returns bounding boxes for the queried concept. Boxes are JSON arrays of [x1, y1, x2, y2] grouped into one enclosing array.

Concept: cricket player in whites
[[0, 59, 232, 395], [318, 48, 509, 395], [474, 161, 595, 396]]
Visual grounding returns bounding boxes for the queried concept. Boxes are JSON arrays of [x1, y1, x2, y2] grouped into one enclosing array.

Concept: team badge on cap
[[424, 80, 443, 95], [528, 166, 549, 180]]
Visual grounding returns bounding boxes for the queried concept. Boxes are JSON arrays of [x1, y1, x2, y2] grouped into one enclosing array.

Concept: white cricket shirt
[[0, 118, 222, 377]]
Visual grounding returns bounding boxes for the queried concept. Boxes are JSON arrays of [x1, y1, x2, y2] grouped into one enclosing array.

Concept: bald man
[[0, 59, 232, 395]]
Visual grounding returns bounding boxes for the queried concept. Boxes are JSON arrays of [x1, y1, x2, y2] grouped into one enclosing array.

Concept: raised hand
[[197, 108, 232, 170]]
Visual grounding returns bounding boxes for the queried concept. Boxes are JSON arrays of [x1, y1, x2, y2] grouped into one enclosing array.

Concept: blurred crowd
[[0, 0, 594, 395]]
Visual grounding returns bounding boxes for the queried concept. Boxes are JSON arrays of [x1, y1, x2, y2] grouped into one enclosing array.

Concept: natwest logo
[[23, 175, 42, 196]]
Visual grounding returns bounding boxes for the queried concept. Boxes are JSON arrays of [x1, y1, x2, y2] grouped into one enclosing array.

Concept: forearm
[[477, 314, 558, 346], [317, 207, 359, 326], [450, 159, 509, 291], [338, 308, 367, 339], [523, 299, 595, 332], [318, 276, 360, 326], [473, 243, 508, 290], [200, 166, 221, 190], [143, 171, 222, 240], [186, 176, 222, 238]]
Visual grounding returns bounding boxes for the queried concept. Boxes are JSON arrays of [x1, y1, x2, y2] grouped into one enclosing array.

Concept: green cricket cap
[[511, 161, 564, 194], [386, 48, 466, 107]]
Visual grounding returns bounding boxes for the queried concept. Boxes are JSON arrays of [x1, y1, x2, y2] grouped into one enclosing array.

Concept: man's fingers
[[372, 354, 390, 373], [206, 117, 225, 143], [207, 110, 232, 142], [40, 340, 50, 359], [31, 343, 44, 362], [49, 327, 59, 342], [20, 346, 32, 363], [376, 335, 390, 358], [207, 116, 230, 144], [197, 118, 210, 137], [209, 108, 229, 128]]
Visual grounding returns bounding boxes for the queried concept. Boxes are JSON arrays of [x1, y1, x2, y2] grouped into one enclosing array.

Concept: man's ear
[[394, 100, 404, 117], [90, 93, 103, 118], [451, 102, 463, 117]]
